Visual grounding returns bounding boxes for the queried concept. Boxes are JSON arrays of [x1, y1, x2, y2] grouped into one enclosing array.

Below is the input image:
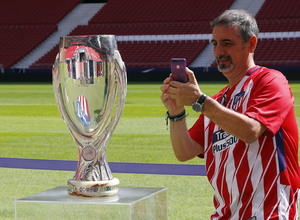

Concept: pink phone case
[[171, 58, 188, 83]]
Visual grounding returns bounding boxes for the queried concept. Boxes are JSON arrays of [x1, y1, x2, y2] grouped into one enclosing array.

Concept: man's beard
[[217, 55, 233, 73]]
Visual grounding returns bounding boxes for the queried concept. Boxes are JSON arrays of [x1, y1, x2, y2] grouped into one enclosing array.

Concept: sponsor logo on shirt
[[212, 129, 238, 154]]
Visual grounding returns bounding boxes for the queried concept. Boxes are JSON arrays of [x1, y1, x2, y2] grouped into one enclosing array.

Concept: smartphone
[[170, 58, 188, 83]]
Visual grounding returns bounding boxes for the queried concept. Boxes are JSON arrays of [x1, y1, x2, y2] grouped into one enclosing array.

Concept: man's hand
[[160, 74, 184, 115], [161, 68, 202, 115]]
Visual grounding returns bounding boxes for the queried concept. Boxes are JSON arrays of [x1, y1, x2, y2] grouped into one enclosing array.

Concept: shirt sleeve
[[188, 113, 205, 158], [245, 70, 294, 136], [189, 114, 204, 146]]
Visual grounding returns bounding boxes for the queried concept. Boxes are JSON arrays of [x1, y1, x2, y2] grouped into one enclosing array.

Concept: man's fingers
[[161, 92, 169, 102], [160, 84, 169, 94], [185, 67, 197, 84]]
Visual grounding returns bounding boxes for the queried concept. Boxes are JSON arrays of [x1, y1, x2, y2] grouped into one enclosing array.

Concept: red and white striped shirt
[[189, 66, 300, 219]]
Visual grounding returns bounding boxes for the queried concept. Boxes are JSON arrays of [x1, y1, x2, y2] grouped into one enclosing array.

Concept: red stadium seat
[[256, 0, 300, 32], [255, 38, 300, 66]]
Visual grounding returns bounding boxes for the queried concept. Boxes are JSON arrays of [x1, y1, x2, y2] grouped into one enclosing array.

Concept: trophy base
[[15, 186, 167, 219], [67, 178, 120, 197]]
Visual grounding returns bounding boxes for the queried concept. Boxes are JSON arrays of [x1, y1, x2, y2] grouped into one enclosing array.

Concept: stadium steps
[[13, 3, 104, 69], [229, 0, 265, 16]]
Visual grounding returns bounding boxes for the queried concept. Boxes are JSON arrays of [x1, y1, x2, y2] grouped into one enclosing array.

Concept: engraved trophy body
[[52, 35, 127, 197]]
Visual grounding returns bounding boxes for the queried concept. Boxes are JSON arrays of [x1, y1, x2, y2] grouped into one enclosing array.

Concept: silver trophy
[[52, 35, 127, 197]]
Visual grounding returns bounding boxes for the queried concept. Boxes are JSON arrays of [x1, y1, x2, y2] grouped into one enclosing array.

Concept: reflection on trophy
[[52, 35, 127, 197]]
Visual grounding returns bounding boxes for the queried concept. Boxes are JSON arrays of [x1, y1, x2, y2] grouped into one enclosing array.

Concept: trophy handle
[[95, 50, 127, 152], [111, 50, 127, 131], [52, 53, 64, 120]]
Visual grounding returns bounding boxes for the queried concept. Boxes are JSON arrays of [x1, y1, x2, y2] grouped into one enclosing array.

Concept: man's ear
[[249, 35, 257, 53]]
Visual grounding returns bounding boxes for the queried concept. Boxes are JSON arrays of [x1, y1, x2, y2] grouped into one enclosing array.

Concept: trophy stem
[[68, 152, 119, 197]]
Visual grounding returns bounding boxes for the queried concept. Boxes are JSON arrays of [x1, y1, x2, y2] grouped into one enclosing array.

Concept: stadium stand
[[0, 25, 57, 68], [0, 0, 81, 25], [31, 0, 234, 68], [86, 0, 235, 35], [255, 38, 300, 66], [1, 0, 300, 70], [30, 39, 209, 68], [117, 40, 209, 68], [0, 0, 81, 68], [255, 0, 300, 32]]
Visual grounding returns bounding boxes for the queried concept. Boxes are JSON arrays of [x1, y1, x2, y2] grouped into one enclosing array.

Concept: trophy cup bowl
[[52, 35, 127, 197]]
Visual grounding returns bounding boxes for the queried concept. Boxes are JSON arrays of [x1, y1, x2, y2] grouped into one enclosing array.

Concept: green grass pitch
[[0, 81, 299, 219]]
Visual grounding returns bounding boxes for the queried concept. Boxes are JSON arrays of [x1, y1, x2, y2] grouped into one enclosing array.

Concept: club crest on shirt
[[212, 129, 238, 155], [232, 91, 245, 111]]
